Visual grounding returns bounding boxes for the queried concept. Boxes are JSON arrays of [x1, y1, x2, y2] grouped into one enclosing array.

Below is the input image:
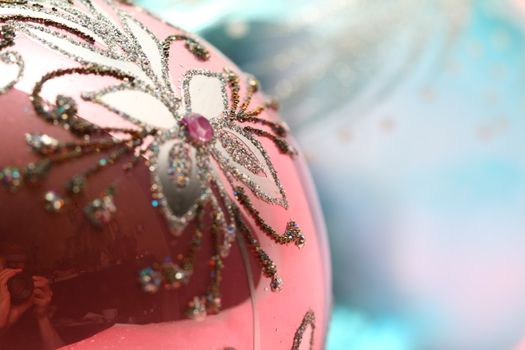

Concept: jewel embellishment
[[181, 112, 215, 145], [0, 0, 304, 319]]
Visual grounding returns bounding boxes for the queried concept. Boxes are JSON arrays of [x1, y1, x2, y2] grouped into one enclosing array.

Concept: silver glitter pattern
[[0, 0, 304, 319]]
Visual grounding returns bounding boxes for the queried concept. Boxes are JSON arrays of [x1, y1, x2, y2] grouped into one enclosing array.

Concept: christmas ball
[[0, 0, 330, 349]]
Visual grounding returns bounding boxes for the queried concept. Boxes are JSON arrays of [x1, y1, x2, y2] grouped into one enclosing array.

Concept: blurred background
[[136, 0, 525, 349]]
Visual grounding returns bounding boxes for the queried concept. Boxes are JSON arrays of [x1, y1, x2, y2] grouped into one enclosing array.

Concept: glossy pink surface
[[0, 2, 331, 349]]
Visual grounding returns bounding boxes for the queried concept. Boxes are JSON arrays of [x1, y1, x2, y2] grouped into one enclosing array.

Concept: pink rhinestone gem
[[181, 113, 214, 144]]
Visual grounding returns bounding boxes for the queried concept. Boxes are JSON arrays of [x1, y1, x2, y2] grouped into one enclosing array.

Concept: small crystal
[[54, 95, 77, 121], [24, 160, 52, 183], [186, 296, 207, 321], [226, 224, 236, 236], [25, 134, 60, 155], [0, 167, 22, 192], [248, 77, 260, 92], [84, 192, 117, 227], [206, 294, 222, 315], [139, 267, 161, 294], [285, 221, 305, 248], [161, 259, 187, 289], [270, 276, 283, 292], [44, 191, 65, 213], [296, 234, 306, 249], [66, 175, 86, 194]]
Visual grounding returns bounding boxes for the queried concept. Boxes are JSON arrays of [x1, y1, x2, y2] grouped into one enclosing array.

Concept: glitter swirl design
[[0, 0, 303, 319]]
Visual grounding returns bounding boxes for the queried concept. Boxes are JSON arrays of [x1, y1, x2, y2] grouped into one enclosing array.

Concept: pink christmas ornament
[[0, 1, 330, 349]]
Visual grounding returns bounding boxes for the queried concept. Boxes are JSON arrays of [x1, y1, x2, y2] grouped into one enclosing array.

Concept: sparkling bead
[[186, 296, 207, 321], [84, 192, 116, 227], [0, 167, 22, 192], [296, 234, 306, 249], [270, 276, 283, 292], [161, 259, 187, 289], [44, 191, 65, 213], [139, 267, 162, 294], [25, 133, 60, 155], [66, 175, 86, 194], [284, 220, 305, 248], [54, 95, 77, 121], [24, 160, 51, 183], [206, 294, 222, 315], [248, 77, 259, 92], [226, 224, 236, 236], [181, 113, 214, 145]]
